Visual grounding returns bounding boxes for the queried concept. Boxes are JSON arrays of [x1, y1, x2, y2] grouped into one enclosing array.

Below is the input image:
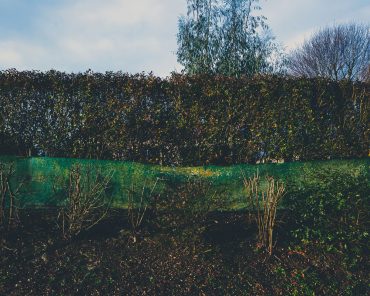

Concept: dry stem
[[243, 171, 285, 254]]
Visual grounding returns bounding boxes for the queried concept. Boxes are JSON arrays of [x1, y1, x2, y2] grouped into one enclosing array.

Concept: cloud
[[0, 0, 368, 74], [0, 0, 186, 76], [45, 0, 186, 76], [261, 0, 370, 50], [39, 0, 186, 76], [0, 40, 47, 69], [55, 0, 166, 27]]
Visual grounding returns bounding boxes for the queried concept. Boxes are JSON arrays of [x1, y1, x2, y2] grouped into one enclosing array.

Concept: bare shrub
[[126, 178, 159, 243], [0, 162, 23, 228], [57, 164, 114, 239], [243, 171, 285, 254]]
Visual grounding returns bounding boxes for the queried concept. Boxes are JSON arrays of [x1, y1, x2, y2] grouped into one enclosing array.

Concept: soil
[[0, 209, 368, 295]]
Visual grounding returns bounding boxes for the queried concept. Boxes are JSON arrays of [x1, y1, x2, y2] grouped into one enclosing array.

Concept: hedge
[[0, 70, 368, 165]]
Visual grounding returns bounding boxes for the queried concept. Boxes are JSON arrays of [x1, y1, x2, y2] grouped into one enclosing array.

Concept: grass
[[0, 156, 368, 209]]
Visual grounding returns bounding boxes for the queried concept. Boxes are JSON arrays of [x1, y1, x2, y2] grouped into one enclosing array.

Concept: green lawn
[[0, 156, 368, 208]]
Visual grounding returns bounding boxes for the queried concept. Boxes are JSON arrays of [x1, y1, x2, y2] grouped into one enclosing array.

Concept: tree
[[217, 0, 275, 76], [287, 23, 370, 81], [177, 0, 281, 76], [177, 0, 220, 74]]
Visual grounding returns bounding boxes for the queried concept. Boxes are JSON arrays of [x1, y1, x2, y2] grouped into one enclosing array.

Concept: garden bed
[[1, 209, 368, 295]]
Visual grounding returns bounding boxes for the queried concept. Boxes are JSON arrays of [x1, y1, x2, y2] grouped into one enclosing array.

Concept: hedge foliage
[[0, 70, 368, 165]]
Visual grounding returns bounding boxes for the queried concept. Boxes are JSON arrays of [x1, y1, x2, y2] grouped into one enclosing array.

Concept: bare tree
[[287, 23, 370, 81]]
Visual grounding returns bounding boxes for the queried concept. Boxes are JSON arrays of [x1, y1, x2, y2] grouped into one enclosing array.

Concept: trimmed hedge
[[0, 70, 368, 165]]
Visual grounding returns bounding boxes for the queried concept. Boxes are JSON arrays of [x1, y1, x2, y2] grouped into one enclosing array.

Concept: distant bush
[[0, 70, 368, 165], [285, 166, 369, 250]]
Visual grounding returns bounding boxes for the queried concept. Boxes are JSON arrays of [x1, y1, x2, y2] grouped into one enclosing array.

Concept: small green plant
[[243, 171, 285, 254], [0, 162, 23, 228], [273, 262, 320, 295], [56, 164, 114, 239], [285, 167, 369, 250]]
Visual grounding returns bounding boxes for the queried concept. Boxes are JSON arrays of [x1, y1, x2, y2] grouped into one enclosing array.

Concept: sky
[[0, 0, 369, 77]]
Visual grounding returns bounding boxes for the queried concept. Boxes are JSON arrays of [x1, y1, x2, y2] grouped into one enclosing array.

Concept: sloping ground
[[0, 156, 368, 208]]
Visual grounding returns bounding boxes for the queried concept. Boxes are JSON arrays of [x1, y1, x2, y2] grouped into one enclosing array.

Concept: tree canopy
[[177, 0, 282, 76]]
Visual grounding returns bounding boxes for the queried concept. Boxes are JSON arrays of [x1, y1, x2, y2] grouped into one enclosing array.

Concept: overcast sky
[[0, 0, 369, 77]]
